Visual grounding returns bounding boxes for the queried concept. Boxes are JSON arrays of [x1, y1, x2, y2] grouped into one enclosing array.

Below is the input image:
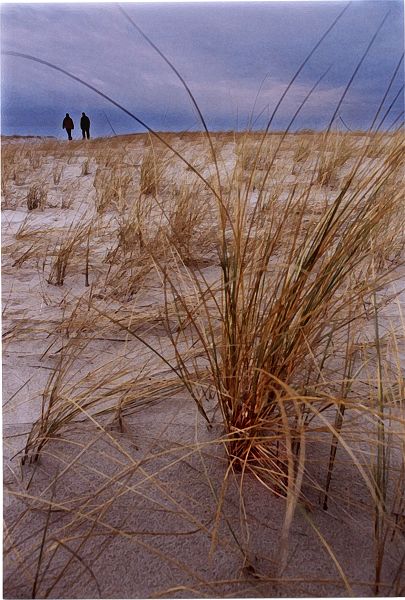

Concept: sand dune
[[3, 131, 405, 598]]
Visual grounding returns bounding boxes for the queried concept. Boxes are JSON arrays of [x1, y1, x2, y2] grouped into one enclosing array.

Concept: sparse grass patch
[[316, 132, 356, 186], [167, 182, 215, 265], [140, 142, 167, 195], [26, 147, 42, 170], [236, 135, 279, 174], [81, 158, 91, 176], [47, 220, 90, 285], [52, 163, 64, 184], [93, 163, 133, 213], [1, 143, 27, 203], [293, 134, 311, 164], [26, 182, 47, 210]]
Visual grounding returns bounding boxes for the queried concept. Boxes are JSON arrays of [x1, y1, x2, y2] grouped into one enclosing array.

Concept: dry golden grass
[[139, 141, 168, 196], [47, 220, 91, 286], [26, 182, 47, 210], [2, 127, 405, 597], [93, 163, 133, 213], [316, 132, 356, 186]]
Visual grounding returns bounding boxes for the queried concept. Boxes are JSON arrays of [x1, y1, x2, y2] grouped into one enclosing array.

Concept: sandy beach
[[3, 131, 405, 598]]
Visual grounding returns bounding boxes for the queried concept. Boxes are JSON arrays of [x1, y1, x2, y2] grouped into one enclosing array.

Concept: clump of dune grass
[[11, 235, 46, 268], [100, 192, 158, 299], [21, 315, 183, 464], [81, 158, 91, 176], [52, 163, 64, 184], [105, 254, 154, 301], [316, 132, 356, 186], [364, 131, 387, 159], [166, 132, 402, 471], [61, 186, 76, 209], [146, 127, 404, 585], [47, 220, 90, 285], [166, 182, 215, 265], [140, 142, 166, 196], [1, 144, 16, 198], [236, 135, 279, 176], [293, 133, 312, 165], [112, 192, 153, 255], [26, 146, 42, 170], [26, 182, 47, 210], [93, 163, 133, 213]]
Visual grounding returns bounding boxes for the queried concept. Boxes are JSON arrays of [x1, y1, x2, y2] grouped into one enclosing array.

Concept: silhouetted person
[[62, 113, 74, 140], [80, 112, 90, 139]]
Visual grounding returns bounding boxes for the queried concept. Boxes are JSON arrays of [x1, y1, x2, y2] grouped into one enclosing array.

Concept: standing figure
[[62, 113, 74, 140], [80, 112, 90, 139]]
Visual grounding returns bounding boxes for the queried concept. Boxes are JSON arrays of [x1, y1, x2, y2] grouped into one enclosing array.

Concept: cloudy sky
[[1, 1, 403, 138]]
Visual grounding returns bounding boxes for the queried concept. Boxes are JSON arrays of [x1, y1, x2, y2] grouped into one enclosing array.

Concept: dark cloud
[[1, 1, 403, 137]]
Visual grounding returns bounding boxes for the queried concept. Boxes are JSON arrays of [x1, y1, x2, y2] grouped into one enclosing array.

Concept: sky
[[1, 0, 404, 138]]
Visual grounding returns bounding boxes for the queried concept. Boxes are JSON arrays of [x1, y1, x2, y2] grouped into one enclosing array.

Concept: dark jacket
[[80, 115, 90, 130], [63, 116, 74, 130]]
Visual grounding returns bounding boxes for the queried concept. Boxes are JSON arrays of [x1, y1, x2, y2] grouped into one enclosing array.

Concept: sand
[[3, 132, 405, 598]]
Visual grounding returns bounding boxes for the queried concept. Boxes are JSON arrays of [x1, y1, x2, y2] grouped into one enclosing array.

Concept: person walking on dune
[[62, 113, 74, 140], [80, 112, 90, 140]]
